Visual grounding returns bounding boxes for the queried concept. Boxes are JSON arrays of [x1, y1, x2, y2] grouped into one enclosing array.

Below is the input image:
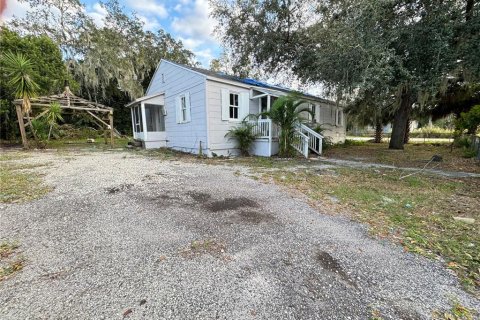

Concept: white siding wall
[[206, 79, 252, 156], [315, 103, 346, 144], [146, 61, 208, 154]]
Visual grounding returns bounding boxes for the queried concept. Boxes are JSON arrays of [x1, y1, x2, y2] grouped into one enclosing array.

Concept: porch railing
[[249, 119, 273, 138], [292, 130, 310, 158], [296, 123, 323, 155]]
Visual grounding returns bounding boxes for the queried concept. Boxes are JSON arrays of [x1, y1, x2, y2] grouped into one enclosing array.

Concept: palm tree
[[2, 51, 40, 142], [2, 51, 39, 114], [261, 94, 312, 157], [347, 90, 394, 143], [45, 102, 63, 140]]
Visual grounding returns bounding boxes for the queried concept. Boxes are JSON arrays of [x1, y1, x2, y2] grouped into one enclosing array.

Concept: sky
[[1, 0, 326, 96], [2, 0, 222, 67]]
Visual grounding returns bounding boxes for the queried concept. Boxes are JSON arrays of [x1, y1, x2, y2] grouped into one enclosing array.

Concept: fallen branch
[[399, 156, 441, 180]]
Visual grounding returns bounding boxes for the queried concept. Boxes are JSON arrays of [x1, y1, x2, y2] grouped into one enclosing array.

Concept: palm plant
[[261, 94, 312, 157], [2, 51, 39, 114], [44, 102, 64, 140], [226, 120, 258, 156]]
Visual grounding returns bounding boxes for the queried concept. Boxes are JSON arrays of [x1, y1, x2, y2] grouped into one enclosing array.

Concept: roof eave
[[125, 92, 165, 108]]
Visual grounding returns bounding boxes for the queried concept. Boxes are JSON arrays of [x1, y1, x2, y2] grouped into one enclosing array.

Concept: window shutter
[[336, 109, 343, 126], [185, 92, 191, 122], [239, 92, 249, 120], [175, 96, 181, 123], [221, 88, 229, 121]]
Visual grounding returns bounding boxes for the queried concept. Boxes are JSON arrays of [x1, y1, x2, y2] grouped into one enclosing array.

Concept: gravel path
[[0, 150, 478, 319]]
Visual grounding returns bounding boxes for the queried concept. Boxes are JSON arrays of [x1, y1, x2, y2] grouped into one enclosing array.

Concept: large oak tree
[[212, 0, 479, 149]]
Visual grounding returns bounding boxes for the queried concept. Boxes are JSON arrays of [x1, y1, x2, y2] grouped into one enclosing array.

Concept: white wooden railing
[[248, 119, 320, 158], [292, 130, 310, 158], [296, 123, 323, 155], [249, 119, 280, 139], [249, 119, 272, 138]]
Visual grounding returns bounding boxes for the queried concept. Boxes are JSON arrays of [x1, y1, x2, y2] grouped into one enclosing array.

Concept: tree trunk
[[466, 0, 474, 21], [48, 124, 53, 140], [404, 118, 411, 144], [374, 120, 383, 143], [389, 90, 412, 150]]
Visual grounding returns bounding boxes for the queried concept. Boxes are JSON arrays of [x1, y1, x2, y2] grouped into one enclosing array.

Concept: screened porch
[[127, 93, 167, 149]]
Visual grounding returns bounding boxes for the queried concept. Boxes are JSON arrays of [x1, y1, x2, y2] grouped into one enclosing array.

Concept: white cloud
[[87, 3, 108, 27], [127, 0, 168, 19], [178, 37, 203, 50], [193, 48, 214, 66], [138, 14, 160, 31], [171, 0, 217, 45], [195, 48, 214, 60], [173, 4, 182, 12], [1, 0, 30, 22]]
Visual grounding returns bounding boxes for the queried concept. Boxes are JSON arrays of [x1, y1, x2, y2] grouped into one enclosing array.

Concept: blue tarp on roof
[[240, 78, 271, 88]]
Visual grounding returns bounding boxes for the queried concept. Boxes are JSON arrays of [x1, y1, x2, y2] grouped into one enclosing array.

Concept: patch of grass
[[0, 152, 30, 161], [0, 241, 24, 282], [433, 300, 476, 320], [324, 142, 480, 173], [0, 165, 51, 203], [263, 167, 480, 294]]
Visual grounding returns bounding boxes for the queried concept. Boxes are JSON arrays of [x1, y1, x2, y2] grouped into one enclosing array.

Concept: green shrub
[[226, 121, 258, 156], [343, 139, 366, 146], [462, 149, 477, 158], [56, 124, 102, 139], [30, 119, 48, 140], [456, 105, 480, 134], [454, 136, 472, 149]]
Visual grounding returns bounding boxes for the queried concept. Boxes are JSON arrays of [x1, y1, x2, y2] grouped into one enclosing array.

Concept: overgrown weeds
[[0, 241, 24, 282], [0, 160, 51, 203]]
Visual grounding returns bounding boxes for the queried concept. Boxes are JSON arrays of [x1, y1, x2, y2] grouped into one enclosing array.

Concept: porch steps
[[293, 124, 324, 158]]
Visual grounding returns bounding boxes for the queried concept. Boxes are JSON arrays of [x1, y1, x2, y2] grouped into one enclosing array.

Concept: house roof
[[163, 60, 336, 106], [125, 92, 164, 108]]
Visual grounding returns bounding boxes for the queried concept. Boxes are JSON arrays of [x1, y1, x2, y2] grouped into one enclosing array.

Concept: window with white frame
[[229, 93, 239, 119], [180, 95, 187, 122], [176, 92, 191, 124], [310, 103, 316, 122]]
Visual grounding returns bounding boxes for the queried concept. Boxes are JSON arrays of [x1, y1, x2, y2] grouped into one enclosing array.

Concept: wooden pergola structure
[[14, 87, 114, 148]]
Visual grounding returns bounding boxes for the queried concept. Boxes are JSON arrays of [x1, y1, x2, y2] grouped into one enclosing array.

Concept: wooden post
[[109, 111, 114, 147], [15, 105, 28, 148]]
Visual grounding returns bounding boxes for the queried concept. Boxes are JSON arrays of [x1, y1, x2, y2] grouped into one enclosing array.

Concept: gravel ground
[[0, 150, 478, 319]]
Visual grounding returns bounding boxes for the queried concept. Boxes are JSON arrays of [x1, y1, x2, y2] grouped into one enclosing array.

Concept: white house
[[126, 60, 346, 158]]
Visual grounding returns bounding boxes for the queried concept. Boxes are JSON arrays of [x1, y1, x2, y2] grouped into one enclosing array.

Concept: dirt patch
[[390, 304, 421, 320], [205, 197, 258, 212], [143, 194, 182, 206], [106, 184, 133, 194], [315, 251, 357, 288], [179, 238, 228, 259], [236, 210, 275, 224], [187, 191, 211, 203]]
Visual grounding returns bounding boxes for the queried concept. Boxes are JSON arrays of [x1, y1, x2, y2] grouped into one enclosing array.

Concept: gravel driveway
[[0, 150, 478, 319]]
